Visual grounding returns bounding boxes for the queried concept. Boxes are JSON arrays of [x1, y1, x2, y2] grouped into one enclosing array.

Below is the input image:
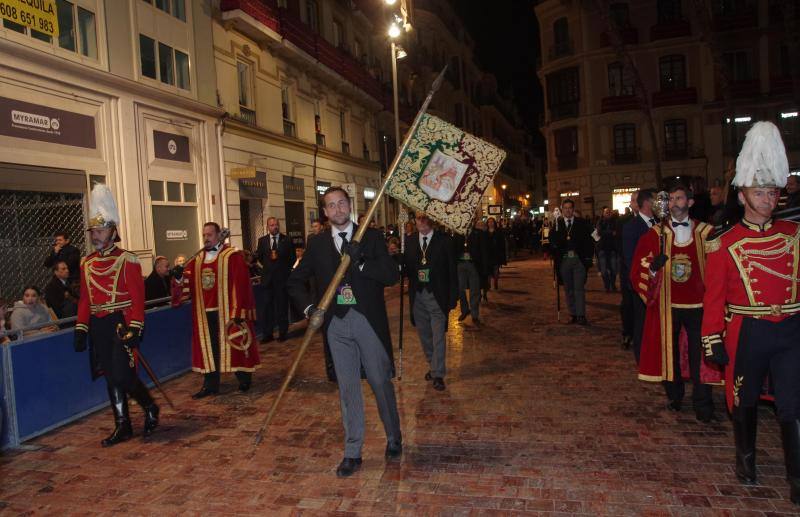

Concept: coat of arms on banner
[[385, 114, 506, 234]]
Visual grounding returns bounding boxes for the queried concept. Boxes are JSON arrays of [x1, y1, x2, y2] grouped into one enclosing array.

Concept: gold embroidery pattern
[[671, 253, 692, 283]]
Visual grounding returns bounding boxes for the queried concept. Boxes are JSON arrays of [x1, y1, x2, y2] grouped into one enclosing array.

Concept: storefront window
[[159, 42, 175, 85], [175, 50, 190, 89], [167, 181, 181, 202], [183, 183, 196, 202], [78, 7, 97, 58], [149, 180, 165, 201], [57, 0, 76, 51], [140, 35, 157, 79]]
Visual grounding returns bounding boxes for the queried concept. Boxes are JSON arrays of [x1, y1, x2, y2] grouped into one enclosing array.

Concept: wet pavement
[[1, 257, 798, 516]]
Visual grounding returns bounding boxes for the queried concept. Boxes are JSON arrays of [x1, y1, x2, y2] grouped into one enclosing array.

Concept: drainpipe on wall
[[216, 114, 230, 230]]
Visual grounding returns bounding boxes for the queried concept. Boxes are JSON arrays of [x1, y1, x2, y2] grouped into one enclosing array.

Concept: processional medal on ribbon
[[251, 67, 506, 447]]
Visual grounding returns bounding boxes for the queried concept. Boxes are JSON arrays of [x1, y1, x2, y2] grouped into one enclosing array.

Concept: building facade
[[0, 0, 223, 300], [216, 0, 387, 251], [536, 0, 799, 216]]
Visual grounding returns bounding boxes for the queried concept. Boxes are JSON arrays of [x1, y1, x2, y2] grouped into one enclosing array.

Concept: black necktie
[[422, 235, 428, 253], [271, 236, 277, 250], [672, 221, 689, 227], [566, 220, 572, 232], [339, 232, 348, 255]]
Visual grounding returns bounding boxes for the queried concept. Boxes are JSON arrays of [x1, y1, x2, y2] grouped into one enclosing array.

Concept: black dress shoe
[[696, 411, 716, 424], [424, 371, 432, 381], [576, 316, 588, 325], [385, 440, 403, 459], [260, 335, 274, 344], [569, 315, 577, 324], [458, 313, 469, 322], [238, 382, 251, 393], [667, 400, 682, 412], [433, 377, 446, 391], [277, 334, 287, 342], [335, 457, 362, 477], [192, 387, 218, 399], [472, 318, 481, 328]]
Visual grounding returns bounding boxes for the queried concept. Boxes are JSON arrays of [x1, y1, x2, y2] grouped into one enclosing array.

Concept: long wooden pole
[[253, 67, 448, 445]]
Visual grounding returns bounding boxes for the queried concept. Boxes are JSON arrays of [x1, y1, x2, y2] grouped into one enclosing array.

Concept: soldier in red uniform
[[73, 184, 159, 447], [632, 185, 721, 422], [702, 121, 800, 504], [172, 222, 259, 398]]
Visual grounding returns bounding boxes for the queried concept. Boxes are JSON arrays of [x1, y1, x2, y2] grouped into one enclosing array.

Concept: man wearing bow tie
[[255, 217, 296, 343], [631, 185, 720, 422]]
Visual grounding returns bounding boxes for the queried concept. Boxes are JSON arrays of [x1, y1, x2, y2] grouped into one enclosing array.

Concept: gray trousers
[[327, 309, 402, 458], [412, 289, 447, 378], [457, 261, 481, 319], [560, 256, 587, 317]]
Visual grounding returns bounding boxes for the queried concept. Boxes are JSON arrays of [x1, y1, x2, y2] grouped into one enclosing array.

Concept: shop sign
[[153, 130, 190, 162], [0, 0, 58, 37], [229, 166, 256, 179], [363, 187, 376, 200], [487, 204, 502, 215], [0, 96, 95, 148], [166, 230, 188, 241], [316, 181, 331, 198], [283, 175, 304, 201], [239, 171, 267, 199]]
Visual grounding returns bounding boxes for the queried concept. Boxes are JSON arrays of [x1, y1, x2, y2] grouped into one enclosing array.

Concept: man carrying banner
[[631, 184, 719, 422], [74, 184, 159, 446], [403, 211, 458, 391], [172, 222, 260, 398], [287, 186, 402, 477], [702, 122, 800, 504]]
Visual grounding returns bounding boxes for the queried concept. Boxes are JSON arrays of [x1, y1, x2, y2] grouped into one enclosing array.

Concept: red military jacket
[[76, 245, 145, 333], [701, 218, 800, 410]]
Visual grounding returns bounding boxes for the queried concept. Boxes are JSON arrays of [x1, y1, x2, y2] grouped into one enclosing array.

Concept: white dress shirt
[[418, 230, 433, 249], [639, 212, 656, 228], [204, 244, 222, 263], [671, 216, 692, 244], [331, 222, 354, 254]]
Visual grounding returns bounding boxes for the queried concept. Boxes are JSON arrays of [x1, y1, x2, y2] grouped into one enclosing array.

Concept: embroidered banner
[[385, 114, 506, 234]]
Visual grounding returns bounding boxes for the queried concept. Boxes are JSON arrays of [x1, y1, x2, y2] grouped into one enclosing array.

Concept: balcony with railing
[[548, 40, 574, 60], [600, 95, 641, 113], [663, 145, 705, 161], [236, 106, 257, 126], [556, 154, 578, 170], [283, 119, 296, 137], [612, 147, 641, 165], [600, 27, 639, 47], [716, 79, 760, 100], [220, 0, 384, 104], [652, 87, 697, 108], [712, 6, 758, 31], [650, 19, 691, 41]]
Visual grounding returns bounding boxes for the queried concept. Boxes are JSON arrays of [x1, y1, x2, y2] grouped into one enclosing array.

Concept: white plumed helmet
[[87, 184, 121, 231], [733, 121, 789, 188]]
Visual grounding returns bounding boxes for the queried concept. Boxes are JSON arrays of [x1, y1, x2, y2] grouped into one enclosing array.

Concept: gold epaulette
[[705, 223, 734, 254], [123, 251, 139, 264]]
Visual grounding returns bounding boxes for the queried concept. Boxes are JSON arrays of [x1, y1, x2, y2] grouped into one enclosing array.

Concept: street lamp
[[501, 184, 507, 219]]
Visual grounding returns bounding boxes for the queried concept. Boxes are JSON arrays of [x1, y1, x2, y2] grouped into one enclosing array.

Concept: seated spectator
[[145, 256, 171, 304], [43, 261, 79, 320], [9, 286, 58, 337]]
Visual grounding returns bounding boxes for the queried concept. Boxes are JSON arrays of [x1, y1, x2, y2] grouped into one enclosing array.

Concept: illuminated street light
[[388, 23, 401, 39], [525, 193, 530, 199], [385, 0, 397, 4], [501, 184, 507, 190], [395, 45, 407, 59]]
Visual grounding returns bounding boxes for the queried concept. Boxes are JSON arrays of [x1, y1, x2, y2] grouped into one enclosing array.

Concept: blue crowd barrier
[[1, 303, 193, 450]]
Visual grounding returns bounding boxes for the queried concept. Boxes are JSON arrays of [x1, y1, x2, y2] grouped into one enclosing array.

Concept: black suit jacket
[[550, 217, 594, 267], [287, 225, 399, 372], [403, 231, 458, 326], [144, 271, 170, 303], [43, 243, 81, 282], [451, 229, 490, 277], [255, 232, 296, 288], [622, 214, 651, 271], [43, 276, 78, 319]]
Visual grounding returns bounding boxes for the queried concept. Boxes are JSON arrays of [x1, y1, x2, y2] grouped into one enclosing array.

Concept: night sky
[[460, 1, 544, 142]]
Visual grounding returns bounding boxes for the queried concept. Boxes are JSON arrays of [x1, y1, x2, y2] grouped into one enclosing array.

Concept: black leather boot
[[102, 386, 132, 447], [130, 379, 159, 438], [733, 406, 758, 484], [780, 420, 800, 505]]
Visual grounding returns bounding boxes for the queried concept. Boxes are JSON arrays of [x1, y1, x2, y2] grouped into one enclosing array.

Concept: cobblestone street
[[1, 257, 798, 516]]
